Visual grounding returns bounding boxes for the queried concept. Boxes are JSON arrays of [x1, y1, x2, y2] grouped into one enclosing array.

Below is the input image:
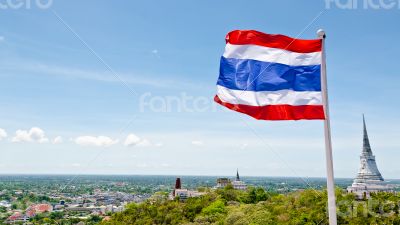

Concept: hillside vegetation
[[101, 186, 400, 225]]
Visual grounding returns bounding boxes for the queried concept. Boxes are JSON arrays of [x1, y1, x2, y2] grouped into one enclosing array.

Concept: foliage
[[49, 211, 64, 220], [102, 187, 400, 225]]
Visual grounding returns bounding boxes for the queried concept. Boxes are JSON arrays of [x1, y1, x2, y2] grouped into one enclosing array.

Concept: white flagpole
[[318, 29, 337, 225]]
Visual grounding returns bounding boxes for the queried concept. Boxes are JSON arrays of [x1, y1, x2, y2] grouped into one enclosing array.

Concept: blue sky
[[0, 0, 399, 179]]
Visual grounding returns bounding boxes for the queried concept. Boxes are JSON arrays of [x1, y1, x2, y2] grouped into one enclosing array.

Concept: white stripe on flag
[[223, 43, 321, 66], [216, 85, 323, 106]]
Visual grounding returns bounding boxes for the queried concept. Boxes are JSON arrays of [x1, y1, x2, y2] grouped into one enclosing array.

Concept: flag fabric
[[214, 30, 325, 120]]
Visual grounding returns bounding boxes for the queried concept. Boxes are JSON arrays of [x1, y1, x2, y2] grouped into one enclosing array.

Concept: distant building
[[54, 200, 65, 210], [53, 204, 64, 210], [0, 200, 11, 208], [215, 178, 231, 189], [25, 204, 53, 217], [66, 205, 101, 213], [173, 189, 204, 201], [232, 169, 247, 190], [174, 189, 189, 201], [173, 177, 182, 196], [347, 116, 394, 199], [5, 212, 29, 224], [215, 170, 247, 190], [175, 178, 182, 189], [171, 177, 205, 200]]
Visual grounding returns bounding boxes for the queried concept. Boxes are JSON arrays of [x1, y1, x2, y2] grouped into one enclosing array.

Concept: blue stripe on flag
[[218, 57, 321, 92]]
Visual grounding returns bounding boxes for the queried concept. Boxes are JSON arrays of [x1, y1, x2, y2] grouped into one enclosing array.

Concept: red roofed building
[[6, 212, 28, 224], [7, 212, 22, 221], [25, 204, 53, 217]]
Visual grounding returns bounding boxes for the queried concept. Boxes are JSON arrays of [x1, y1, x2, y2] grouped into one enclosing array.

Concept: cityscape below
[[1, 117, 398, 224], [1, 174, 400, 224]]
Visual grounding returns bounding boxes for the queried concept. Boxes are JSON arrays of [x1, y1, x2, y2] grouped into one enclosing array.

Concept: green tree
[[89, 215, 103, 223], [49, 211, 64, 220], [201, 199, 226, 216]]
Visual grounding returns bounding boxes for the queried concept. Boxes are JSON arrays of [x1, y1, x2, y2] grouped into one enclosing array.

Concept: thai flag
[[214, 30, 325, 120]]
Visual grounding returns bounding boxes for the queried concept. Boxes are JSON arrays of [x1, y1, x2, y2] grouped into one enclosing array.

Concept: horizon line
[[0, 173, 387, 180]]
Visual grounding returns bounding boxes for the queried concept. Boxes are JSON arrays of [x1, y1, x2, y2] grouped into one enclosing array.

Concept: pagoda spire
[[347, 115, 391, 199], [353, 115, 384, 183], [362, 114, 373, 155]]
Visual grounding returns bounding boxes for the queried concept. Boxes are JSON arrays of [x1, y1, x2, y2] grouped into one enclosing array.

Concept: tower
[[236, 169, 240, 181], [175, 178, 182, 189], [353, 115, 384, 183], [347, 115, 393, 198], [173, 178, 181, 196]]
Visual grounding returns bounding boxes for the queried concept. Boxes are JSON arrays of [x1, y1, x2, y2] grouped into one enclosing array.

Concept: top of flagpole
[[317, 29, 326, 39]]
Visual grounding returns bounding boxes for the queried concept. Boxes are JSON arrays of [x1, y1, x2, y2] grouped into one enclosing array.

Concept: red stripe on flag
[[226, 30, 322, 53], [214, 95, 325, 121]]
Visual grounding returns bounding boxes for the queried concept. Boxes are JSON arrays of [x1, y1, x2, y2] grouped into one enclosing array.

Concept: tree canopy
[[101, 187, 400, 225]]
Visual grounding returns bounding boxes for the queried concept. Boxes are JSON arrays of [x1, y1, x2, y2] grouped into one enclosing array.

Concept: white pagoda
[[231, 169, 247, 190], [347, 116, 394, 199]]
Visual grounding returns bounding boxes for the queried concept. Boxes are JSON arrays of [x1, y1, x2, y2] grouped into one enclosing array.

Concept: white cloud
[[0, 128, 7, 140], [124, 134, 152, 147], [12, 127, 49, 143], [75, 136, 118, 147], [191, 140, 203, 146], [53, 136, 63, 144], [124, 134, 141, 146], [0, 36, 4, 42]]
